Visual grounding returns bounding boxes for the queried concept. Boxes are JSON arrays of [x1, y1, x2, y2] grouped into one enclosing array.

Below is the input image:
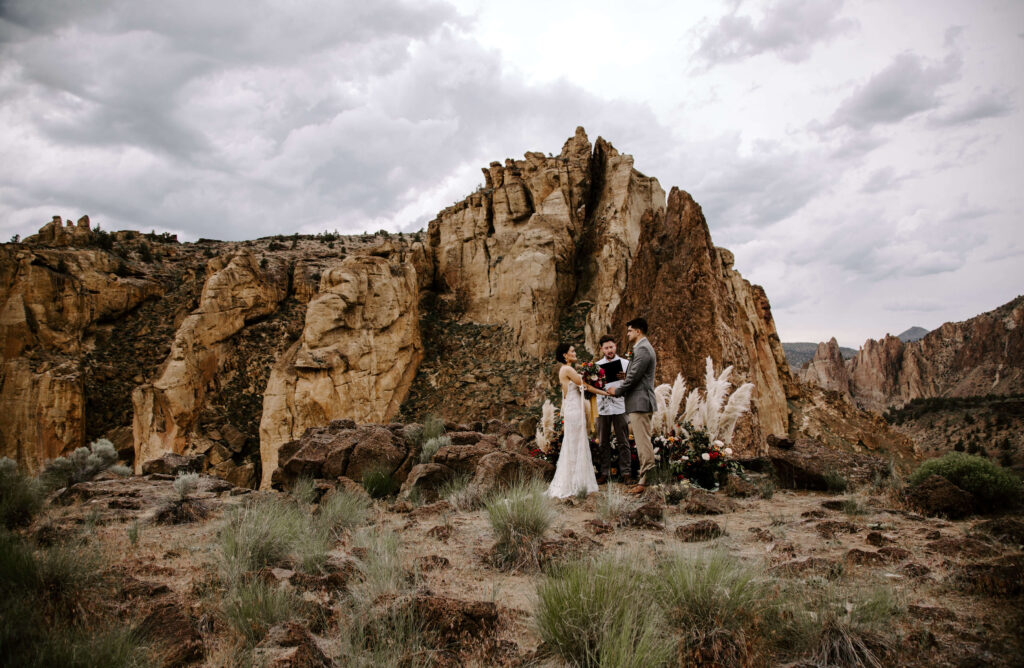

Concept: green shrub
[[40, 439, 119, 490], [219, 496, 306, 581], [350, 528, 410, 601], [823, 472, 848, 493], [316, 488, 370, 536], [596, 484, 634, 523], [336, 599, 428, 668], [288, 476, 318, 505], [439, 473, 481, 511], [361, 468, 399, 499], [535, 552, 673, 667], [221, 579, 303, 646], [908, 452, 1022, 507], [419, 435, 450, 464], [0, 457, 44, 529], [421, 415, 446, 442], [655, 550, 770, 665], [485, 478, 554, 569]]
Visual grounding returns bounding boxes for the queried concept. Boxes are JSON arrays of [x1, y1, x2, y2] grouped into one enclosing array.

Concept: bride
[[547, 343, 610, 499]]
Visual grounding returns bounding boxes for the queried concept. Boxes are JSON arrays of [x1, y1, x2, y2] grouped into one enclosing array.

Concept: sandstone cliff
[[0, 241, 161, 470], [259, 254, 422, 488], [608, 188, 797, 451], [801, 296, 1024, 412], [2, 128, 864, 483], [427, 128, 665, 360], [131, 252, 289, 474]]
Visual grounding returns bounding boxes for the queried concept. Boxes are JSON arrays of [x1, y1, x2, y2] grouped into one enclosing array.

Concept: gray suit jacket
[[618, 337, 657, 414]]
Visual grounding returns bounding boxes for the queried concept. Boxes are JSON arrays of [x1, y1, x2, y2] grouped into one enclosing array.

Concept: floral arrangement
[[651, 357, 755, 490], [668, 428, 742, 490], [576, 360, 606, 393]]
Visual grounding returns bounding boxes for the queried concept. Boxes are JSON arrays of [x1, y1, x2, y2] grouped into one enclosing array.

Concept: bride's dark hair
[[554, 343, 571, 364]]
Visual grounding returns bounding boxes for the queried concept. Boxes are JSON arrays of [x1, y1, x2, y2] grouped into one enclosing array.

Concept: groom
[[607, 317, 657, 495]]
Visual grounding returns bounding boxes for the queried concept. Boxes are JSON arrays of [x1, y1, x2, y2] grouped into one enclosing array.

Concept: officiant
[[595, 334, 632, 485]]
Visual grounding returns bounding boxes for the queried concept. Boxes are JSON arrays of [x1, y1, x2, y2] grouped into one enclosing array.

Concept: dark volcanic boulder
[[273, 423, 411, 489], [399, 463, 456, 503], [769, 437, 888, 490], [905, 474, 976, 519], [141, 452, 205, 476]]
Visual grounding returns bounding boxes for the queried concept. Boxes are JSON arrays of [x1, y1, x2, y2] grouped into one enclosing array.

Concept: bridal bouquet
[[576, 360, 606, 392]]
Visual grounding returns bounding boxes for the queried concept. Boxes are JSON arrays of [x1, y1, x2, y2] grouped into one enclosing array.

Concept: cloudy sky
[[1, 0, 1021, 346]]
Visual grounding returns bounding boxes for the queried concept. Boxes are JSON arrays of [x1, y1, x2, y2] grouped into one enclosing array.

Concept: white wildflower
[[701, 453, 710, 461]]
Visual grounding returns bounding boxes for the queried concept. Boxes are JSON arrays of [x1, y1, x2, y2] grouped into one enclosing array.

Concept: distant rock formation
[[897, 326, 929, 343], [800, 296, 1024, 412], [782, 341, 856, 369]]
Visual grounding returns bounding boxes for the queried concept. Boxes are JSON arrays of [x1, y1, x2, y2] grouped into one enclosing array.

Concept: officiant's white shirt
[[597, 356, 629, 416]]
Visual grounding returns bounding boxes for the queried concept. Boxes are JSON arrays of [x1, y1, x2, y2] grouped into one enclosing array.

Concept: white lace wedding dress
[[547, 383, 599, 498]]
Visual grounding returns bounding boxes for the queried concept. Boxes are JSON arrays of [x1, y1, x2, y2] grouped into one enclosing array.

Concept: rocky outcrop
[[269, 419, 549, 494], [801, 295, 1024, 411], [609, 188, 797, 452], [800, 338, 850, 396], [786, 382, 919, 468], [259, 255, 422, 488], [0, 243, 161, 470], [428, 127, 665, 360], [132, 252, 288, 473]]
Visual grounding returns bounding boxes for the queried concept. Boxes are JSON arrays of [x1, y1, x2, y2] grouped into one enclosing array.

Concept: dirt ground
[[36, 474, 1024, 666]]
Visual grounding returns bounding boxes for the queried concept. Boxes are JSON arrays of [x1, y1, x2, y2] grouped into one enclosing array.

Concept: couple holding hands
[[547, 318, 657, 499]]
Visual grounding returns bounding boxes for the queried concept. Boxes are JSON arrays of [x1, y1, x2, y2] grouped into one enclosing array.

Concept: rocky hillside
[[800, 296, 1024, 412], [3, 128, 896, 488]]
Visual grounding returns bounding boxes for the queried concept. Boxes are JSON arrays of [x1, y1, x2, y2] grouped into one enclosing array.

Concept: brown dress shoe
[[628, 484, 647, 495], [596, 474, 608, 485]]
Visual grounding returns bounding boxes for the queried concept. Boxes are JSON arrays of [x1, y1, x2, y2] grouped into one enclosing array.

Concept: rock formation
[[259, 254, 422, 488], [609, 188, 797, 450], [801, 338, 850, 396], [0, 243, 161, 470], [428, 128, 665, 359], [132, 252, 289, 473], [3, 127, 907, 484], [801, 296, 1024, 412]]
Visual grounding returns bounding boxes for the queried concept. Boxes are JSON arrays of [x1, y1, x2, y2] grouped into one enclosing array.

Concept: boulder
[[253, 622, 331, 668], [141, 452, 205, 476], [675, 520, 724, 542], [682, 488, 738, 515], [905, 474, 976, 519], [469, 451, 551, 497], [954, 554, 1024, 597], [137, 600, 203, 666], [399, 463, 456, 503]]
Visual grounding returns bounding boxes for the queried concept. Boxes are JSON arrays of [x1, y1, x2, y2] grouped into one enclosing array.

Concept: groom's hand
[[606, 387, 616, 396]]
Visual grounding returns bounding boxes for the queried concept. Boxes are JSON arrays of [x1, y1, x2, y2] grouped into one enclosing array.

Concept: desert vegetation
[[2, 423, 1023, 667]]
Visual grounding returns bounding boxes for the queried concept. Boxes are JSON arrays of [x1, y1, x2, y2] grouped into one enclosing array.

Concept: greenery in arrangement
[[908, 452, 1022, 507]]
